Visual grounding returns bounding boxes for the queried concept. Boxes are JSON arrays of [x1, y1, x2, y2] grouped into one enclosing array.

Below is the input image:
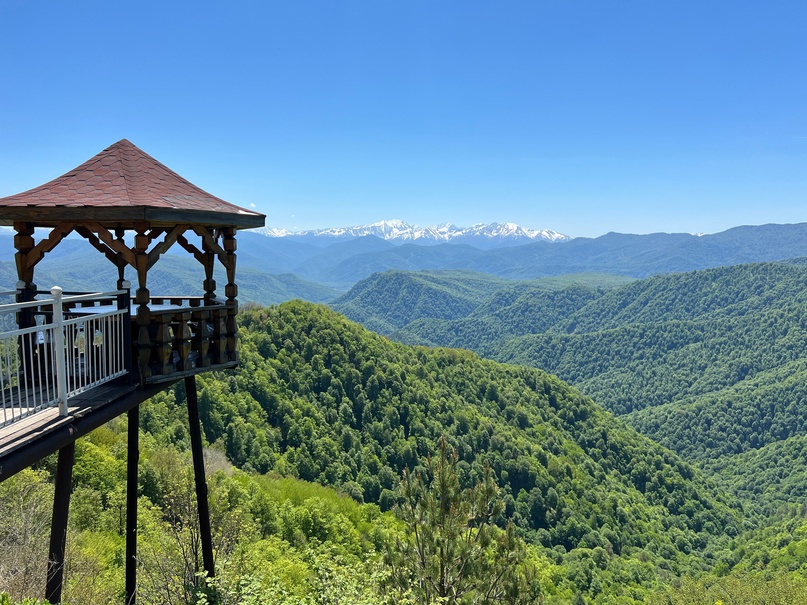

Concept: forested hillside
[[333, 270, 631, 349], [6, 255, 807, 604], [336, 261, 807, 553], [200, 303, 746, 593], [394, 283, 609, 353], [386, 263, 807, 458], [331, 271, 514, 333], [5, 299, 807, 603]]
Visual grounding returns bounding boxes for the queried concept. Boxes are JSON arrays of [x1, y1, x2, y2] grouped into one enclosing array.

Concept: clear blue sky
[[1, 1, 805, 238]]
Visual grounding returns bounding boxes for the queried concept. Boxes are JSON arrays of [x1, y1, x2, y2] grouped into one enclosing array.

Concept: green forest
[[6, 261, 807, 603]]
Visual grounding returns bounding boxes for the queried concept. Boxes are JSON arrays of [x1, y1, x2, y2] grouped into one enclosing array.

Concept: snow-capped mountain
[[253, 220, 569, 244]]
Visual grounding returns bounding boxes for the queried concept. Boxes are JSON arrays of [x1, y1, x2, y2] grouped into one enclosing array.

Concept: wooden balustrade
[[134, 297, 236, 383]]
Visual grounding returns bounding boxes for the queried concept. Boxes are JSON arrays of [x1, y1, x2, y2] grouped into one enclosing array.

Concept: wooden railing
[[133, 296, 237, 383]]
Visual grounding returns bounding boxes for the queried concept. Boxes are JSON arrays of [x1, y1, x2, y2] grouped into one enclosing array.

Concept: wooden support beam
[[191, 225, 227, 261], [45, 442, 75, 605], [146, 224, 189, 270], [185, 376, 216, 583], [200, 229, 216, 303], [14, 222, 37, 332], [24, 223, 76, 271], [222, 227, 237, 286], [13, 221, 36, 287], [89, 223, 138, 268], [133, 228, 151, 380], [115, 228, 127, 285], [147, 228, 166, 242], [74, 225, 120, 266], [176, 234, 206, 264], [126, 406, 139, 605]]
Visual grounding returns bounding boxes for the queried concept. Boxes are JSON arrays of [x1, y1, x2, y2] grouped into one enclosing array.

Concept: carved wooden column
[[153, 313, 174, 376], [13, 222, 36, 328], [222, 227, 238, 363], [174, 309, 193, 370], [133, 225, 152, 380], [115, 228, 127, 289], [202, 227, 216, 305], [192, 306, 212, 368]]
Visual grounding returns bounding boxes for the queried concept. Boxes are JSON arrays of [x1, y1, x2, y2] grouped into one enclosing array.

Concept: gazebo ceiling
[[0, 139, 266, 229]]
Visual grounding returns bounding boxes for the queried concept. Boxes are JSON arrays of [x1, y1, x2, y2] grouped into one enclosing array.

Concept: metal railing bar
[[0, 344, 7, 425], [0, 289, 126, 315], [0, 286, 133, 428]]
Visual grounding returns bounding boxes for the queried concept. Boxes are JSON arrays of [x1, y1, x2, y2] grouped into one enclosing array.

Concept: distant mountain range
[[4, 221, 807, 297], [237, 221, 807, 288], [253, 219, 570, 247]]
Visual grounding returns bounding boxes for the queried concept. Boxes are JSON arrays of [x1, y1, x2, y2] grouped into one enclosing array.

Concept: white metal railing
[[0, 287, 130, 428]]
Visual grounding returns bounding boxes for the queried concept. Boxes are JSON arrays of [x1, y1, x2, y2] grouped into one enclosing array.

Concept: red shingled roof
[[0, 140, 265, 228]]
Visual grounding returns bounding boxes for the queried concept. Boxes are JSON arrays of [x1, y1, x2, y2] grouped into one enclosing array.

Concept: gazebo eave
[[0, 206, 265, 230]]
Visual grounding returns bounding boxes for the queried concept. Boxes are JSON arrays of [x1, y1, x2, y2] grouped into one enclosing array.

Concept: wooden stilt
[[126, 405, 140, 605], [185, 376, 215, 582], [45, 442, 75, 604]]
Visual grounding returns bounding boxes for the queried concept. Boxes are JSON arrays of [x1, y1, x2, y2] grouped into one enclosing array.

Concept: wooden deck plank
[[0, 381, 170, 482], [0, 381, 58, 426], [0, 383, 137, 459], [0, 355, 235, 483]]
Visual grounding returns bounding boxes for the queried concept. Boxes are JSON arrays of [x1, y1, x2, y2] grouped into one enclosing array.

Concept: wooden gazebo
[[0, 139, 265, 603]]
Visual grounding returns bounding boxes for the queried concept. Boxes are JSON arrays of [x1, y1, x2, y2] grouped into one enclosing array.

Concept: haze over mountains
[[4, 220, 807, 298], [240, 221, 807, 289]]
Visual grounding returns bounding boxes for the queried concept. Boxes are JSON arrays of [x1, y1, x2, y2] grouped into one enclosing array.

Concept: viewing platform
[[0, 139, 265, 604], [0, 286, 240, 467]]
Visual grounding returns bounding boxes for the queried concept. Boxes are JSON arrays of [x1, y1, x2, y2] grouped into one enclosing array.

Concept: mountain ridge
[[254, 219, 570, 245]]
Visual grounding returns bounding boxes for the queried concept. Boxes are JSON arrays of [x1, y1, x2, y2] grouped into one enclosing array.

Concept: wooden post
[[192, 308, 212, 368], [115, 228, 127, 286], [45, 441, 75, 605], [175, 311, 193, 370], [222, 227, 238, 363], [185, 376, 215, 583], [202, 227, 216, 305], [13, 221, 36, 317], [126, 405, 139, 605], [14, 223, 37, 384], [133, 226, 152, 380], [154, 313, 174, 376]]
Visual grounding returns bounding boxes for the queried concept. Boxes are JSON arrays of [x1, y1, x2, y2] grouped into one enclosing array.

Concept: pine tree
[[383, 436, 538, 604]]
